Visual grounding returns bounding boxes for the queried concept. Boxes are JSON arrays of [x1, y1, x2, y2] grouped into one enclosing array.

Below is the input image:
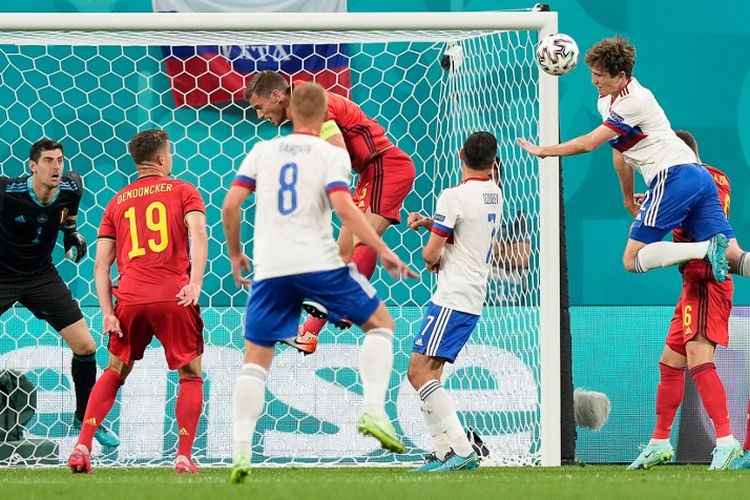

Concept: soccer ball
[[535, 33, 579, 76]]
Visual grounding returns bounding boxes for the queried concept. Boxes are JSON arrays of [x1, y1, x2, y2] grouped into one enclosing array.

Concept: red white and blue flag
[[153, 0, 350, 107]]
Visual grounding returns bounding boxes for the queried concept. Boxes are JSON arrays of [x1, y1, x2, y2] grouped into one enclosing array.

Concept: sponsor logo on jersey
[[36, 214, 47, 224], [434, 214, 445, 222], [415, 337, 423, 346], [609, 111, 624, 123], [14, 215, 25, 223]]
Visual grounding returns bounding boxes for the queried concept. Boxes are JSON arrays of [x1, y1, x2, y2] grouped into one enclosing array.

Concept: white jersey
[[430, 177, 502, 315], [597, 77, 697, 185], [234, 133, 351, 281]]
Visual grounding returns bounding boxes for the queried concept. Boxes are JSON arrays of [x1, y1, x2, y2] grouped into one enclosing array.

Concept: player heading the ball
[[518, 35, 750, 284]]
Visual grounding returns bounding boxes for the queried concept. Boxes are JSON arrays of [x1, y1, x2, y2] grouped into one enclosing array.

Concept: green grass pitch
[[1, 465, 749, 500]]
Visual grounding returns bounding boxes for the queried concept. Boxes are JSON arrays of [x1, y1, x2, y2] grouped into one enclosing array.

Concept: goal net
[[0, 12, 559, 467]]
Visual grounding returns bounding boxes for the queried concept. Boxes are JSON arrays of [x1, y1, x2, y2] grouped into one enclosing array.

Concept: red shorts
[[666, 263, 733, 356], [110, 301, 204, 370], [352, 147, 415, 224]]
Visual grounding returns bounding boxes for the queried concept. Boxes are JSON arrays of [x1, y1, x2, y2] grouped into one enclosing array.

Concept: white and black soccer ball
[[535, 33, 579, 76]]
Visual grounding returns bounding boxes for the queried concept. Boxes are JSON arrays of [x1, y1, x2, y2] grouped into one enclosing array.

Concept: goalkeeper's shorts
[[412, 302, 479, 363]]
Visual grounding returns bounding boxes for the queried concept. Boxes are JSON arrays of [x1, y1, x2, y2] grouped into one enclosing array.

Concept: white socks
[[634, 241, 709, 273], [648, 438, 669, 446], [418, 379, 473, 458], [232, 363, 268, 463], [716, 435, 736, 447], [360, 328, 394, 419]]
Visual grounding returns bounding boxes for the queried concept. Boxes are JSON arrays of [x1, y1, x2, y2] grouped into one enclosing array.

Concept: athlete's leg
[[230, 342, 273, 484], [70, 353, 131, 467], [354, 302, 403, 453], [175, 355, 203, 473], [296, 211, 391, 349]]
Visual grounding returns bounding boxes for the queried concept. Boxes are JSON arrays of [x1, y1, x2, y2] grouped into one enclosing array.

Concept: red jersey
[[99, 176, 206, 305], [673, 164, 731, 278], [293, 80, 393, 172]]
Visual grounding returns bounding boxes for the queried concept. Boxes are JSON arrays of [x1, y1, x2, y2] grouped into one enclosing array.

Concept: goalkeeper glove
[[62, 222, 87, 263]]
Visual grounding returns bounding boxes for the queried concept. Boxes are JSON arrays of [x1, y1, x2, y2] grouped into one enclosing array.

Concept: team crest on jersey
[[609, 111, 625, 123], [36, 214, 47, 224]]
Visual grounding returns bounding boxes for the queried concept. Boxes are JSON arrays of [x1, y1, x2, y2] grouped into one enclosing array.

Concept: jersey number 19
[[124, 201, 170, 259]]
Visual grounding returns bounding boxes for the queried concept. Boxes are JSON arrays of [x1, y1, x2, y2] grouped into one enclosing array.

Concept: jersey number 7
[[123, 201, 169, 259], [485, 213, 498, 264]]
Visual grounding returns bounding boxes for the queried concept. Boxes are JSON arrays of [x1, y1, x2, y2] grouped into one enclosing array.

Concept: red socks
[[690, 362, 731, 438], [77, 369, 124, 450], [350, 243, 378, 281], [300, 243, 378, 337], [176, 376, 204, 459], [652, 362, 685, 439]]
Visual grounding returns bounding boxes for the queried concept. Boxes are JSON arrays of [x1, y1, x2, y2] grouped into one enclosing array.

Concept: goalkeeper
[[0, 139, 118, 448], [244, 71, 416, 355]]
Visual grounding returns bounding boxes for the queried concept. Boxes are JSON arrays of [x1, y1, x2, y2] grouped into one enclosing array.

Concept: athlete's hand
[[516, 138, 547, 158], [625, 193, 646, 217], [231, 253, 252, 288], [63, 231, 87, 263], [425, 259, 440, 274], [407, 212, 431, 231], [379, 249, 418, 279], [176, 283, 201, 306], [102, 313, 123, 338]]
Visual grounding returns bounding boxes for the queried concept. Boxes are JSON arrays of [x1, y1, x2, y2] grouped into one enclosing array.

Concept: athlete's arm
[[222, 185, 252, 287], [176, 211, 208, 306], [407, 212, 433, 231], [321, 120, 347, 150], [517, 124, 617, 158], [337, 225, 355, 262], [94, 238, 122, 337], [422, 233, 447, 273], [329, 190, 417, 279], [612, 149, 640, 217]]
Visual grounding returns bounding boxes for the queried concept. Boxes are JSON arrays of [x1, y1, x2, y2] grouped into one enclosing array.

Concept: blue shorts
[[630, 164, 734, 244], [412, 302, 480, 363], [244, 264, 380, 347]]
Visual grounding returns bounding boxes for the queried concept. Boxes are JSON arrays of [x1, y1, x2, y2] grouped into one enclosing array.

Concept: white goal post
[[0, 11, 560, 467]]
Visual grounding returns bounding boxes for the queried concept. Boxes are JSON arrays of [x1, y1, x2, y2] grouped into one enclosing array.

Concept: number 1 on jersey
[[124, 201, 169, 259]]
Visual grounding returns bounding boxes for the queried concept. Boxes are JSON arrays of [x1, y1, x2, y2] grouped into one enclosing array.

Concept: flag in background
[[153, 0, 350, 107]]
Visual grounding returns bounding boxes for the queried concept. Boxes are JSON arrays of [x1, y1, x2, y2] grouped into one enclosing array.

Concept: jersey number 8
[[278, 162, 299, 215]]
